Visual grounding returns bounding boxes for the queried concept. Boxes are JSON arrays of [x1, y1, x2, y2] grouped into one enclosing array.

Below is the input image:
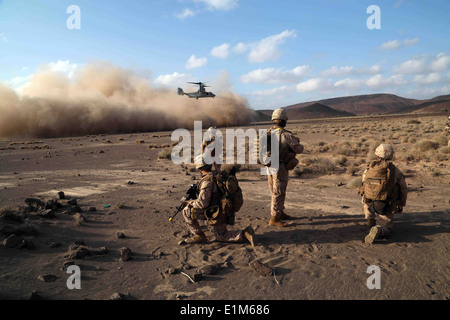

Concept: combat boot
[[184, 232, 207, 244], [243, 226, 256, 247], [365, 226, 381, 244], [367, 218, 376, 227], [269, 217, 288, 227], [279, 213, 292, 220]]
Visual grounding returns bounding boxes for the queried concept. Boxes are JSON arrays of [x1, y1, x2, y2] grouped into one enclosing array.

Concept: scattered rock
[[165, 268, 177, 275], [249, 260, 273, 277], [116, 232, 126, 239], [49, 241, 61, 248], [37, 274, 57, 282], [57, 191, 65, 199], [197, 264, 220, 276], [39, 209, 56, 219], [64, 242, 108, 260], [88, 207, 96, 212], [74, 213, 86, 225], [68, 199, 78, 206], [68, 205, 82, 214], [2, 234, 23, 248], [119, 247, 132, 261], [109, 292, 128, 300], [192, 272, 204, 282], [30, 290, 42, 300], [45, 199, 62, 210], [24, 198, 45, 212]]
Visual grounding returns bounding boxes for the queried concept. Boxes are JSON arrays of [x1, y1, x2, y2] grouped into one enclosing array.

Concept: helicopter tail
[[177, 88, 185, 96]]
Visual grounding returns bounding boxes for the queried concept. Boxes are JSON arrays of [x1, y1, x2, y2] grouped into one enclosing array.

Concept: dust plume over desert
[[0, 62, 253, 138]]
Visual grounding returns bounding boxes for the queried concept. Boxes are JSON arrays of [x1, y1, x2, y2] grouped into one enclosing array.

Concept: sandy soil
[[0, 114, 449, 301]]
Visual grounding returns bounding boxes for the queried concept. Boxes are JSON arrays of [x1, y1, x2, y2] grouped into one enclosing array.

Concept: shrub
[[334, 155, 348, 166], [414, 140, 439, 152], [157, 150, 171, 160]]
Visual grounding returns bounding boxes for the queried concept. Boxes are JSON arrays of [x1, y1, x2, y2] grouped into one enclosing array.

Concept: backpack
[[261, 127, 298, 170], [362, 160, 396, 202], [214, 166, 243, 225]]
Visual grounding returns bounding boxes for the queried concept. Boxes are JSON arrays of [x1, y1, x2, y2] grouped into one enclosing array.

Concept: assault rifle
[[169, 184, 198, 222]]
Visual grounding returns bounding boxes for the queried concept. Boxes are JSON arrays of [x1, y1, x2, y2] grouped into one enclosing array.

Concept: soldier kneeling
[[181, 159, 255, 246], [360, 144, 407, 244]]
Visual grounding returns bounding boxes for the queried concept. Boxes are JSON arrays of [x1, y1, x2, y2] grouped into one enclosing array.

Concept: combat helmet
[[271, 109, 288, 121], [194, 154, 212, 171], [375, 144, 394, 160]]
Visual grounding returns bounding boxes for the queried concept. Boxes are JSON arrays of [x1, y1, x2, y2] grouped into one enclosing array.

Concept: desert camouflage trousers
[[267, 165, 289, 219], [182, 206, 243, 242], [362, 198, 395, 237]]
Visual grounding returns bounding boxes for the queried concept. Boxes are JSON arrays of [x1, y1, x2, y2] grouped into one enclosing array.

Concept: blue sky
[[1, 0, 449, 110]]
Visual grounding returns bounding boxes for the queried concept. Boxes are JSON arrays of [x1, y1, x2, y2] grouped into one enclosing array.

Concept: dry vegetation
[[289, 116, 449, 187]]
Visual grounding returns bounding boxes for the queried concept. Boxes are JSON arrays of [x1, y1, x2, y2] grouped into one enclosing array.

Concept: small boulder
[[119, 247, 132, 262]]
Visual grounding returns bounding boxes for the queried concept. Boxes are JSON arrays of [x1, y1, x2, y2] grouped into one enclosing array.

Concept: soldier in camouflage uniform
[[361, 144, 407, 244], [267, 109, 304, 227], [181, 158, 255, 246]]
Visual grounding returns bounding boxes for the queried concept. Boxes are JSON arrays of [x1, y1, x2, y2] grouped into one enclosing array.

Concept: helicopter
[[177, 82, 216, 99]]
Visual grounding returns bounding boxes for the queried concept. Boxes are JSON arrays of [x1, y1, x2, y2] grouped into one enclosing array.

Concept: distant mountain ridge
[[255, 93, 450, 121]]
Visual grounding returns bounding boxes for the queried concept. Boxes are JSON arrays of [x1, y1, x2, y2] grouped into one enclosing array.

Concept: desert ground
[[0, 113, 449, 301]]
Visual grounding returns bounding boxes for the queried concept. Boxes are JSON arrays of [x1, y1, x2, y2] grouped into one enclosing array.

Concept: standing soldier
[[266, 109, 304, 227], [201, 126, 222, 174], [360, 144, 407, 244], [181, 157, 255, 246]]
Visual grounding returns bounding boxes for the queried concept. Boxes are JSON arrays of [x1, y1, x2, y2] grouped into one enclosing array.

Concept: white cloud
[[0, 32, 7, 42], [154, 72, 192, 87], [240, 65, 309, 84], [413, 73, 441, 85], [334, 78, 364, 90], [394, 53, 450, 75], [431, 53, 450, 72], [195, 0, 239, 11], [232, 42, 247, 54], [403, 38, 420, 46], [393, 56, 427, 74], [175, 8, 196, 19], [380, 40, 402, 50], [252, 85, 292, 96], [379, 38, 419, 50], [366, 74, 406, 89], [296, 78, 333, 92], [321, 64, 381, 77], [210, 43, 230, 59], [186, 55, 207, 69], [248, 30, 297, 63]]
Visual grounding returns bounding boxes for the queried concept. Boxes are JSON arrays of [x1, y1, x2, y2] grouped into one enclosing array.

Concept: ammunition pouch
[[285, 157, 299, 170], [191, 207, 207, 220], [204, 205, 223, 226]]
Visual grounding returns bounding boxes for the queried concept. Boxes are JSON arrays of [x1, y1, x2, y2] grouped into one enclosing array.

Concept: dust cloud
[[0, 62, 254, 138]]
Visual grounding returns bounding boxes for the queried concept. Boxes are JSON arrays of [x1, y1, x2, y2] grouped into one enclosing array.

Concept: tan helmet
[[272, 108, 288, 121], [194, 154, 211, 170], [375, 144, 394, 160]]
